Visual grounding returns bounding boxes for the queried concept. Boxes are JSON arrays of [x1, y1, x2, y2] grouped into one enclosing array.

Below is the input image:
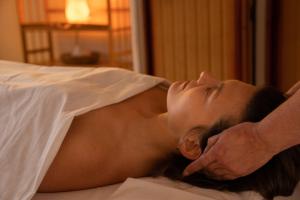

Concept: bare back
[[38, 85, 168, 192]]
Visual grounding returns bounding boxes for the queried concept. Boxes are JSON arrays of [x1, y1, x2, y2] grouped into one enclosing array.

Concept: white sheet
[[0, 60, 166, 200], [32, 176, 300, 200], [108, 177, 262, 200], [33, 177, 260, 200], [33, 182, 122, 200]]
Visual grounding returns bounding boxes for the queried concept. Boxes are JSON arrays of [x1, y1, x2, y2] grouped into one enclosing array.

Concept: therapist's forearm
[[257, 89, 300, 154]]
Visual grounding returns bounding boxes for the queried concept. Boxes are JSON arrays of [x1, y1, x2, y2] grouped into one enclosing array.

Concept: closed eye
[[205, 86, 217, 96], [205, 83, 224, 98]]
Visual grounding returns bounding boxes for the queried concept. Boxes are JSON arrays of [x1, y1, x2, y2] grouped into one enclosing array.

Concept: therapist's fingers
[[202, 162, 226, 177], [183, 135, 220, 176], [220, 174, 238, 180], [204, 170, 233, 180], [183, 151, 216, 176], [208, 173, 237, 180], [203, 164, 236, 180]]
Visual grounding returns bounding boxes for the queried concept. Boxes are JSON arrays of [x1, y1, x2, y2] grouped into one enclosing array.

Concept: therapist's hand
[[183, 122, 276, 180]]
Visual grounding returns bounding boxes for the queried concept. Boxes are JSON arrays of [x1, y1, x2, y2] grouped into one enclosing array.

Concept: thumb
[[182, 135, 220, 177], [183, 156, 206, 177], [204, 135, 220, 153], [182, 149, 216, 176]]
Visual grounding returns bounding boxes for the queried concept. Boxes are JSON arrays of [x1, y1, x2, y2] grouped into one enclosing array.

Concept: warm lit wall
[[275, 0, 300, 91], [149, 0, 250, 81], [0, 0, 23, 62]]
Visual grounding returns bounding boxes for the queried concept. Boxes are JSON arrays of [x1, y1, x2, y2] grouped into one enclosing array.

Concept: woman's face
[[167, 72, 257, 135]]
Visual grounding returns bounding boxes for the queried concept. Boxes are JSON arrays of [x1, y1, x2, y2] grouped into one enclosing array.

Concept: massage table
[[0, 60, 298, 200]]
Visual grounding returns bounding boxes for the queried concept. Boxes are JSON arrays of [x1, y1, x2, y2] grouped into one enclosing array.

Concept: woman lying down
[[1, 62, 299, 200]]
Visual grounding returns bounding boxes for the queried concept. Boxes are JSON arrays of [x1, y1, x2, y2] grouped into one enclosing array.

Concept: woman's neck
[[148, 112, 179, 155], [114, 84, 180, 178], [120, 112, 179, 157]]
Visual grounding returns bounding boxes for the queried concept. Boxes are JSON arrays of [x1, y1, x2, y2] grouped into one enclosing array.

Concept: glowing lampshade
[[65, 0, 90, 23]]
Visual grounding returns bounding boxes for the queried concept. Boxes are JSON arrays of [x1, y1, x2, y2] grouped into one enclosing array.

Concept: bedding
[[33, 176, 300, 200], [33, 177, 260, 200], [0, 60, 166, 200], [33, 182, 121, 200], [1, 60, 299, 200], [108, 177, 262, 200]]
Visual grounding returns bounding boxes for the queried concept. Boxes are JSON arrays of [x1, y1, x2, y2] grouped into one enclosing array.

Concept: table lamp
[[61, 0, 99, 65]]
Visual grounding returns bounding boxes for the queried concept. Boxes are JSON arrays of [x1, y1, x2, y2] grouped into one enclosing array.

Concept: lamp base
[[61, 51, 100, 65]]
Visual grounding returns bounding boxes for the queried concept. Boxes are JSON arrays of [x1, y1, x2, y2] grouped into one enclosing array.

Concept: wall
[[0, 0, 23, 62], [148, 0, 250, 81], [255, 0, 267, 86], [275, 0, 300, 91]]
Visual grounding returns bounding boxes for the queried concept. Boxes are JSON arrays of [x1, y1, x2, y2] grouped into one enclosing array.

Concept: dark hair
[[156, 86, 300, 200]]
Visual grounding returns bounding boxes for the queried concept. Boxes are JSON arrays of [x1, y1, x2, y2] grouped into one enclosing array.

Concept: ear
[[177, 131, 202, 160]]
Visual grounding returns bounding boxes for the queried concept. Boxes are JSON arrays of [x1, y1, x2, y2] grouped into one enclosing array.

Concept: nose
[[197, 71, 220, 86]]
